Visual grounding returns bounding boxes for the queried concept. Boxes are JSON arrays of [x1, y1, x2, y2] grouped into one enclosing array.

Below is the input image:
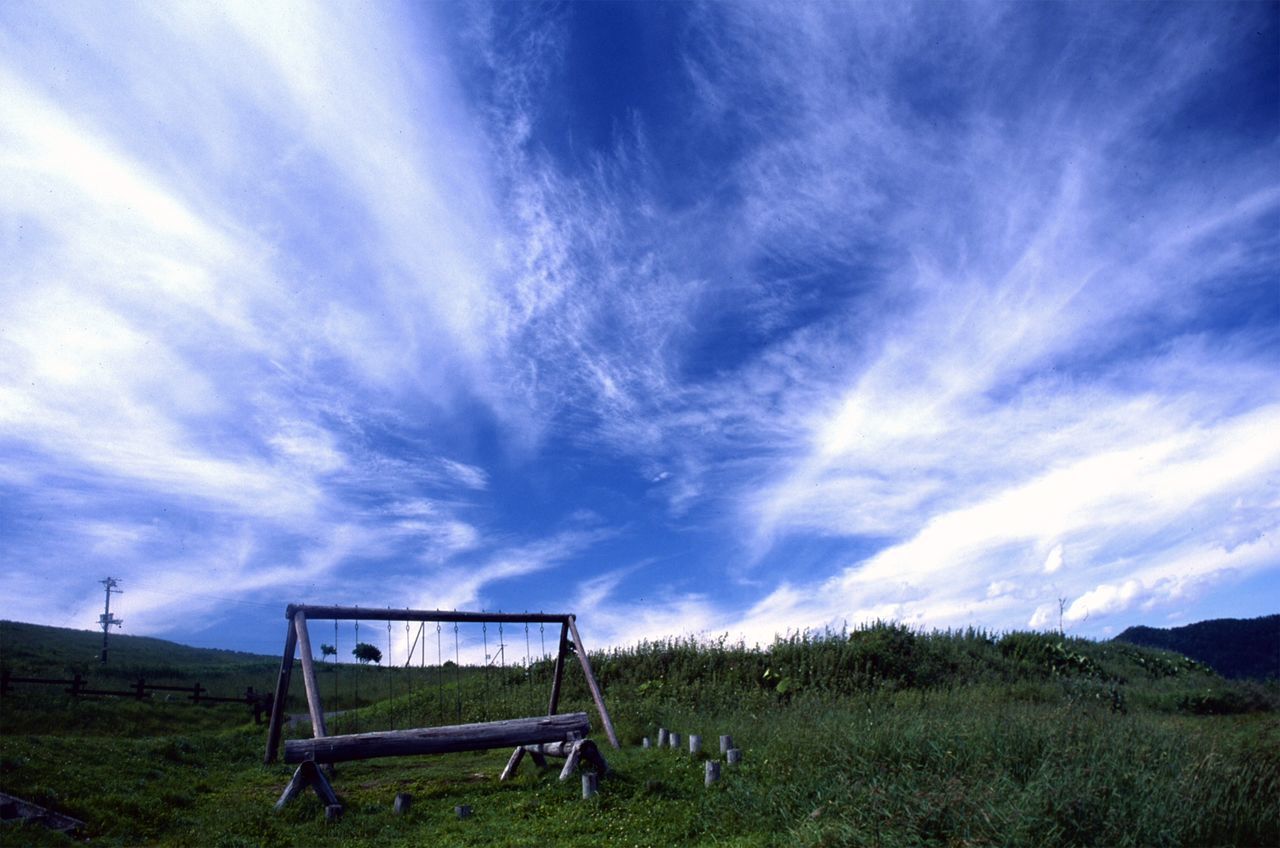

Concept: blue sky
[[1, 1, 1277, 657]]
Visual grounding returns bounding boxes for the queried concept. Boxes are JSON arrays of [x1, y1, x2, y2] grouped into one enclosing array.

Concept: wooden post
[[134, 678, 146, 700], [720, 734, 734, 754], [689, 734, 702, 755], [293, 609, 328, 739], [705, 760, 721, 787], [191, 683, 205, 704], [265, 616, 299, 764], [566, 615, 620, 749], [500, 746, 526, 781], [727, 748, 743, 765], [393, 793, 412, 815], [558, 741, 583, 781], [657, 728, 668, 747], [642, 737, 651, 748], [455, 805, 472, 819], [547, 622, 569, 715], [669, 732, 681, 750], [582, 772, 598, 799]]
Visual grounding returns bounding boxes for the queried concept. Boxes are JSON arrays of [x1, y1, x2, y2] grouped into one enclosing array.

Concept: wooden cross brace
[[274, 761, 340, 812]]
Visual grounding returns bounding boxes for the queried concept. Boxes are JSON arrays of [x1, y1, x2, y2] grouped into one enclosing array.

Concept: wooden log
[[293, 610, 328, 739], [567, 616, 620, 749], [287, 604, 569, 625], [500, 746, 526, 781], [265, 618, 298, 764], [284, 712, 590, 765], [523, 740, 608, 776], [528, 748, 548, 769]]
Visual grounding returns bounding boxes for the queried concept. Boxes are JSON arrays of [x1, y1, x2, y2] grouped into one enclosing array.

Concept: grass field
[[2, 620, 1277, 846]]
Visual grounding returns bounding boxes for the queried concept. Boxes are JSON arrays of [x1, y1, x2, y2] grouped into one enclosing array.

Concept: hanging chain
[[525, 620, 535, 714]]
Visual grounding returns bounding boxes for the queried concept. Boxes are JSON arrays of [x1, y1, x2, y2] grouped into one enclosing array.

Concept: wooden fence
[[0, 669, 272, 721]]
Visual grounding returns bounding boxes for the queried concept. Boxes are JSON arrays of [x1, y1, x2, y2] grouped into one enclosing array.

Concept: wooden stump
[[720, 734, 734, 754], [669, 732, 681, 750], [393, 793, 412, 815], [688, 734, 702, 755], [727, 747, 743, 765], [705, 760, 721, 787]]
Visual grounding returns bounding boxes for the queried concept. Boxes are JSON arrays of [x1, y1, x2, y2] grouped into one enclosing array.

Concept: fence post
[[134, 678, 147, 700], [192, 683, 204, 704], [1, 668, 9, 696], [68, 673, 83, 698]]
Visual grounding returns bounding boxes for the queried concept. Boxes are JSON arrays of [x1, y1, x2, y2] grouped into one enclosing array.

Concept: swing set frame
[[264, 604, 618, 812]]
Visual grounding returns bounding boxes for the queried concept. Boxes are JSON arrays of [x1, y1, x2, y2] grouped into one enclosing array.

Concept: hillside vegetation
[[2, 620, 1277, 847], [1114, 614, 1280, 680]]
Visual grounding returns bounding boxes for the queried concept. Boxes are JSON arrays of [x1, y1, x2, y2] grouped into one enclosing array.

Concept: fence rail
[[0, 669, 272, 721]]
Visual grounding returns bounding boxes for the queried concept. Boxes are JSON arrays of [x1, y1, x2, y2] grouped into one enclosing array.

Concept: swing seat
[[283, 712, 591, 765]]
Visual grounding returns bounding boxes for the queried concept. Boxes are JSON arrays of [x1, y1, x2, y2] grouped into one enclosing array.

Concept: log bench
[[284, 712, 591, 765], [277, 712, 596, 811]]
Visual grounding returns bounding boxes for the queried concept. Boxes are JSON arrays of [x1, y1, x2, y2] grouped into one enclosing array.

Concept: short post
[[325, 804, 342, 823], [705, 760, 721, 787], [657, 728, 669, 748], [191, 683, 204, 704], [582, 772, 598, 799], [642, 737, 651, 748], [720, 734, 734, 754], [393, 793, 412, 815], [68, 673, 83, 698], [134, 677, 147, 700], [0, 668, 9, 696], [727, 748, 743, 765], [669, 732, 681, 750], [689, 734, 702, 756], [455, 804, 472, 819]]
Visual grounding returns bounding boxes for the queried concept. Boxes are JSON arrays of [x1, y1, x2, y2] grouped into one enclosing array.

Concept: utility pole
[[98, 577, 123, 663]]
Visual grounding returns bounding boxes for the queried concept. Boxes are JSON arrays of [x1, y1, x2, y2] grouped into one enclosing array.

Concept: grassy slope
[[2, 621, 1278, 847]]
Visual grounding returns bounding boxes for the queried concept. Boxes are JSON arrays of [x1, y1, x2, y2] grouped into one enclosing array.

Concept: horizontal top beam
[[286, 604, 573, 625]]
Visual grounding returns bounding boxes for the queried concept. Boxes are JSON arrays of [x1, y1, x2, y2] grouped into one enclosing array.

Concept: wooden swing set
[[264, 604, 618, 813]]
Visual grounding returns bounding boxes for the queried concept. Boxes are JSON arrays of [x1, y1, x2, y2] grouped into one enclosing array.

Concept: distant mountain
[[1113, 615, 1280, 680]]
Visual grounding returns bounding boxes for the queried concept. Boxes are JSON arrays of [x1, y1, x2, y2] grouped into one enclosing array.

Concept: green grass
[[3, 620, 1277, 846]]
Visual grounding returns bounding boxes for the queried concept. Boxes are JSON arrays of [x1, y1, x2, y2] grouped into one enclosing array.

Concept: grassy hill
[[0, 620, 279, 675], [1114, 613, 1280, 680], [2, 619, 1277, 846]]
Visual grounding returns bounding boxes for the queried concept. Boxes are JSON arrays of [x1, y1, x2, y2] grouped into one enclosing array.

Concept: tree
[[352, 642, 382, 665], [319, 643, 337, 663]]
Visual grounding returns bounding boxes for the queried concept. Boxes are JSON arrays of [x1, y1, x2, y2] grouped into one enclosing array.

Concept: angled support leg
[[275, 761, 341, 813]]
